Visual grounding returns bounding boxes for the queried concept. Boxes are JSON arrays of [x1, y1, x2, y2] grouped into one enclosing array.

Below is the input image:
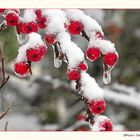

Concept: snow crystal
[[23, 9, 37, 22], [80, 72, 104, 101]]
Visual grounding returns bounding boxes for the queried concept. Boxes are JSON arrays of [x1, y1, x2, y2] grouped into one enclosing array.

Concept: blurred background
[[0, 9, 140, 131]]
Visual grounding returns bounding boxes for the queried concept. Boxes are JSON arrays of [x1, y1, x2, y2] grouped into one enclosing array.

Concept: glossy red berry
[[100, 119, 113, 131], [103, 52, 118, 66], [67, 69, 81, 81], [26, 48, 42, 62], [96, 32, 104, 39], [16, 22, 26, 34], [68, 21, 84, 35], [78, 62, 88, 71], [5, 13, 18, 26], [24, 22, 38, 34], [37, 17, 47, 29], [86, 47, 101, 61], [14, 62, 30, 77], [90, 99, 106, 114], [44, 34, 55, 45]]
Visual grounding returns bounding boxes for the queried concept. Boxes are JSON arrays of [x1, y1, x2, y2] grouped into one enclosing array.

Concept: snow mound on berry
[[45, 9, 67, 34], [57, 32, 84, 69], [23, 9, 37, 22], [91, 115, 112, 131], [89, 39, 116, 54], [80, 72, 104, 101], [64, 9, 84, 21]]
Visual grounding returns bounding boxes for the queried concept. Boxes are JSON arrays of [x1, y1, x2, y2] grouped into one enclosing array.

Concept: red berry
[[5, 13, 18, 26], [37, 17, 47, 29], [103, 52, 118, 66], [24, 22, 38, 34], [44, 34, 55, 45], [26, 48, 42, 62], [35, 9, 42, 19], [0, 9, 5, 13], [77, 126, 88, 131], [100, 119, 113, 131], [38, 45, 47, 57], [14, 61, 30, 77], [86, 47, 101, 61], [68, 21, 84, 35], [78, 62, 88, 71], [90, 99, 106, 114], [96, 32, 104, 39], [67, 69, 81, 81], [16, 22, 26, 34]]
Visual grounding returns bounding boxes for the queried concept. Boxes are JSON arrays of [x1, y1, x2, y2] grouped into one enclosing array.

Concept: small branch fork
[[0, 47, 10, 89]]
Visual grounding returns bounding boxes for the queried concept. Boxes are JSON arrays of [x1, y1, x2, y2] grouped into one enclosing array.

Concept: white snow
[[91, 115, 111, 131], [80, 72, 104, 101], [23, 9, 37, 22], [89, 39, 117, 54]]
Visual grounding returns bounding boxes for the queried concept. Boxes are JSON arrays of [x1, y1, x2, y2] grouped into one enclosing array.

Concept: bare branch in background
[[0, 107, 10, 120]]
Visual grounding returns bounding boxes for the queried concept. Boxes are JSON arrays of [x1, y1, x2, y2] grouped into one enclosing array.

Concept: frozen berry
[[86, 47, 101, 61], [16, 22, 26, 34], [100, 119, 113, 131], [44, 34, 55, 45], [103, 52, 118, 66], [78, 62, 88, 71], [96, 32, 104, 39], [37, 17, 47, 29], [24, 21, 38, 34], [5, 13, 18, 26], [26, 48, 42, 62], [68, 21, 84, 35], [90, 99, 106, 114], [14, 61, 30, 77], [67, 69, 81, 81]]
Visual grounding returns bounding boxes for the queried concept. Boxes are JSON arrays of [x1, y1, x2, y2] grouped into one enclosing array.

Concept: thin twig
[[0, 107, 10, 120], [4, 121, 8, 131]]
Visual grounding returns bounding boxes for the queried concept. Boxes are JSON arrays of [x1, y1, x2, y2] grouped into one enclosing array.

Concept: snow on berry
[[89, 99, 106, 114], [92, 115, 113, 131], [14, 61, 30, 78], [44, 9, 67, 34], [57, 32, 84, 69], [80, 72, 104, 101]]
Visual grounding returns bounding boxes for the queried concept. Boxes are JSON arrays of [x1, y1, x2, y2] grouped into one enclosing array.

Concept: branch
[[0, 47, 10, 89], [0, 107, 10, 120]]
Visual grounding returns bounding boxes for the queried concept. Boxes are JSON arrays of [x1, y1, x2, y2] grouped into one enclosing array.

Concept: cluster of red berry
[[0, 9, 117, 131]]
